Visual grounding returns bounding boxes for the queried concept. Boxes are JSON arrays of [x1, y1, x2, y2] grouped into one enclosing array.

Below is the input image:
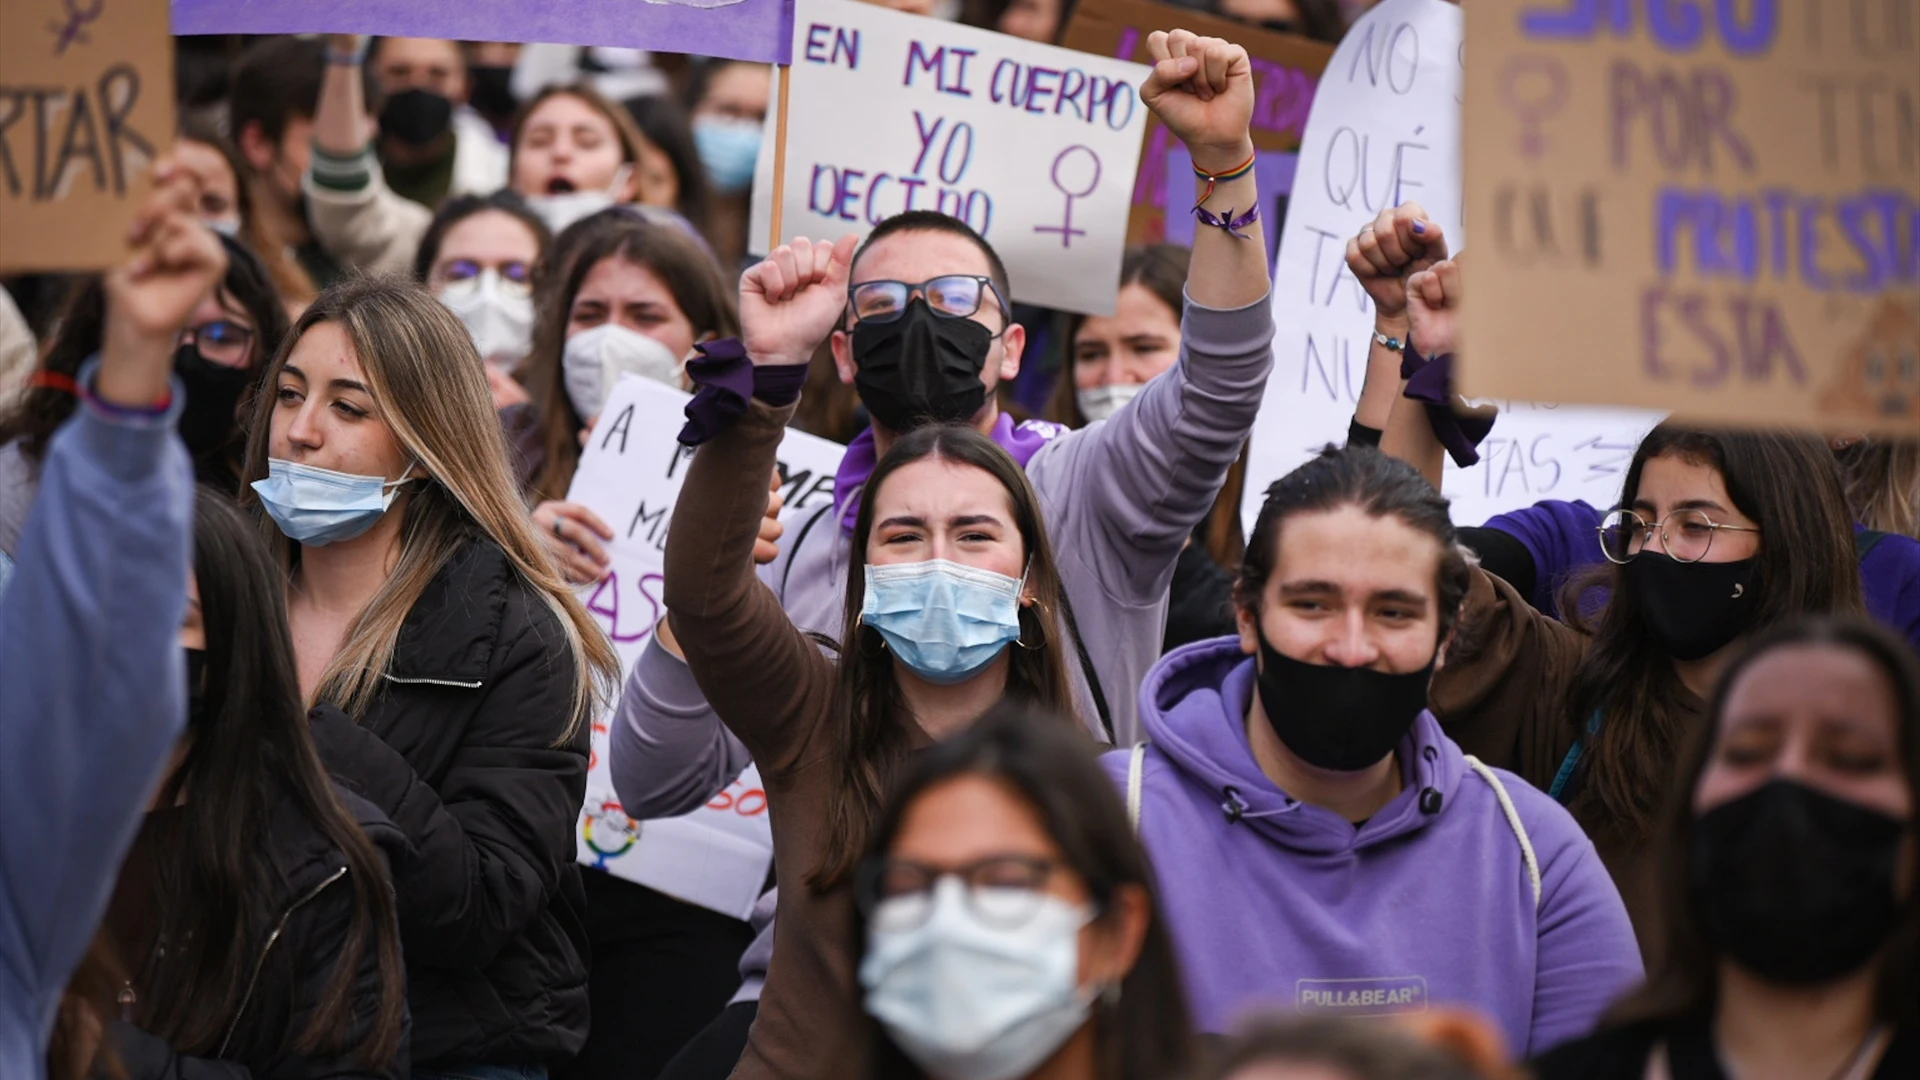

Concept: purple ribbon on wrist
[[678, 339, 807, 446], [1401, 346, 1495, 469], [1192, 204, 1259, 239]]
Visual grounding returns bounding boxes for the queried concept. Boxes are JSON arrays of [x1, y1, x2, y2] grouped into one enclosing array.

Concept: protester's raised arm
[[314, 35, 372, 157], [1347, 204, 1449, 433], [661, 237, 856, 775], [0, 169, 216, 1068], [1141, 30, 1265, 311]]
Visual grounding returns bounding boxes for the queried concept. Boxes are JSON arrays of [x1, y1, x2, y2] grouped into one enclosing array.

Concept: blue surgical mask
[[860, 559, 1026, 685], [861, 878, 1095, 1080], [693, 116, 762, 193], [251, 458, 417, 547]]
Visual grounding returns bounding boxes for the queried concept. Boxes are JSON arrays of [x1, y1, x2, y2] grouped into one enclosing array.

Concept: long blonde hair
[[1839, 438, 1920, 539], [242, 277, 617, 739]]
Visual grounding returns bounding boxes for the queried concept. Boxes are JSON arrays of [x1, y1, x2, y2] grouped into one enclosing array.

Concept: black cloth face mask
[[1254, 633, 1435, 772], [1624, 553, 1759, 661], [851, 300, 992, 434], [174, 342, 252, 457], [380, 88, 455, 147], [1690, 779, 1906, 985], [468, 65, 517, 120]]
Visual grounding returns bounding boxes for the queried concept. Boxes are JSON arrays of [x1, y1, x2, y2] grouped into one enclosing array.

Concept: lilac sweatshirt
[[1485, 500, 1920, 648], [1, 388, 194, 1077], [608, 292, 1275, 1002], [1104, 638, 1642, 1056]]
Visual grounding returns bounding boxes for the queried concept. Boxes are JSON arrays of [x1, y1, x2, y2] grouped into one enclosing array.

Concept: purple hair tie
[[678, 339, 807, 447], [1192, 204, 1259, 239], [1401, 347, 1495, 468]]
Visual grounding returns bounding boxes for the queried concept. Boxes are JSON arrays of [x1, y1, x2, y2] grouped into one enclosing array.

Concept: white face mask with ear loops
[[562, 324, 684, 419], [860, 877, 1097, 1080]]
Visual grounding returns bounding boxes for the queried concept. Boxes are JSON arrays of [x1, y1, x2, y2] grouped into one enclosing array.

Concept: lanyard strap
[[1547, 709, 1605, 803]]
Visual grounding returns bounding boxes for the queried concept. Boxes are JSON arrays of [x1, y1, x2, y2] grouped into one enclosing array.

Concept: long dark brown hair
[[854, 701, 1193, 1080], [524, 215, 740, 502], [1562, 426, 1866, 846], [135, 491, 406, 1063], [812, 424, 1081, 891], [1605, 615, 1920, 1035]]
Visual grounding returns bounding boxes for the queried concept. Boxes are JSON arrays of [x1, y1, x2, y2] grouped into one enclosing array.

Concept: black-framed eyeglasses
[[179, 320, 256, 367], [848, 275, 1008, 333], [1598, 508, 1760, 565], [856, 854, 1062, 932]]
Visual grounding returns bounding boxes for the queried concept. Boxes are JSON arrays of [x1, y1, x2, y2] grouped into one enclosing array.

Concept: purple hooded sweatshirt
[[1104, 637, 1643, 1056], [1485, 500, 1920, 648]]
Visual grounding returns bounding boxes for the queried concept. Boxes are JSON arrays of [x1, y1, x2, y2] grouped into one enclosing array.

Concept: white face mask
[[860, 878, 1096, 1080], [562, 323, 684, 419], [438, 269, 535, 368], [1075, 382, 1145, 423], [525, 165, 633, 235]]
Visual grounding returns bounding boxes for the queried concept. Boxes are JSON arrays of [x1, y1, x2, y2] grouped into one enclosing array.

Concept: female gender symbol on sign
[[1034, 145, 1102, 249]]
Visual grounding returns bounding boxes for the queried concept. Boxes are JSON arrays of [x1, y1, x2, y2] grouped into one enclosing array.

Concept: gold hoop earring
[[1016, 607, 1046, 650]]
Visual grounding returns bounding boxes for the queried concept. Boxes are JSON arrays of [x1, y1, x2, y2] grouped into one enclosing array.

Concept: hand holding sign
[[1406, 254, 1464, 359], [1140, 30, 1256, 172], [741, 234, 859, 369], [100, 159, 228, 408], [1344, 203, 1448, 329]]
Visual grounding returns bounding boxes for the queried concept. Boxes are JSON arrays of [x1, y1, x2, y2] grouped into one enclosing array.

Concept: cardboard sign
[[171, 0, 797, 66], [1061, 0, 1332, 246], [1460, 2, 1920, 431], [750, 0, 1150, 315], [567, 376, 846, 919], [1, 0, 171, 273], [1242, 0, 1665, 532]]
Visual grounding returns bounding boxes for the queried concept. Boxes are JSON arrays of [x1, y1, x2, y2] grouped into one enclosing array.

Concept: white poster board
[[1243, 0, 1663, 531], [567, 376, 846, 920], [751, 0, 1151, 315]]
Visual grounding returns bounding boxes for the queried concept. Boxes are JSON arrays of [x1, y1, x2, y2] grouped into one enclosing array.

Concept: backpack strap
[[1126, 743, 1148, 835], [1464, 754, 1542, 910], [1857, 529, 1890, 563], [1056, 585, 1115, 743]]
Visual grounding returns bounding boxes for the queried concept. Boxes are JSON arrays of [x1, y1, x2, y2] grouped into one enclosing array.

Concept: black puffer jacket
[[104, 792, 412, 1080], [309, 536, 591, 1070]]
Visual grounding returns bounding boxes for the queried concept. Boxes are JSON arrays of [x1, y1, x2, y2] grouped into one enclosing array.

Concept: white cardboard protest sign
[[568, 376, 846, 920], [751, 0, 1151, 315], [1243, 0, 1664, 531]]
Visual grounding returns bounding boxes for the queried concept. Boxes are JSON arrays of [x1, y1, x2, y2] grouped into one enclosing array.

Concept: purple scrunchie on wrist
[[1401, 346, 1495, 469], [678, 338, 809, 447]]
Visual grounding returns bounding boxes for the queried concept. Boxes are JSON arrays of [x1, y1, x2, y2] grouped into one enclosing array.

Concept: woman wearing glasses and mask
[[1368, 254, 1870, 953], [415, 192, 553, 410], [854, 703, 1194, 1080], [0, 234, 288, 554]]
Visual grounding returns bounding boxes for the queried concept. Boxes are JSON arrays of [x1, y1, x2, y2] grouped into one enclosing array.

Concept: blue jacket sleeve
[[0, 390, 193, 1073], [1481, 500, 1607, 617]]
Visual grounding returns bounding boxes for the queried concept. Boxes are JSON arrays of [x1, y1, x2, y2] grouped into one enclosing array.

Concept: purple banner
[[171, 0, 796, 66], [1164, 146, 1296, 272]]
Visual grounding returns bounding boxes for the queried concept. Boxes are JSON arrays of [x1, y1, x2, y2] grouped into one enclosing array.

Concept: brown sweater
[[1428, 567, 1702, 957], [663, 398, 872, 1080]]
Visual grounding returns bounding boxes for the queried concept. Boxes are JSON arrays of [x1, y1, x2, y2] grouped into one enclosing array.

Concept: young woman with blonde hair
[[241, 276, 619, 1080]]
